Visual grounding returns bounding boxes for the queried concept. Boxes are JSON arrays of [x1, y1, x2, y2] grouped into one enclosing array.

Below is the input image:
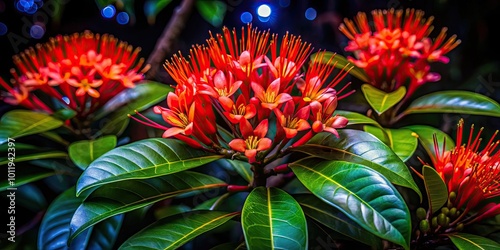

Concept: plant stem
[[251, 163, 267, 188], [145, 0, 196, 80]]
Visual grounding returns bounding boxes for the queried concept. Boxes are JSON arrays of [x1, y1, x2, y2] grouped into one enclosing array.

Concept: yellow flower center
[[245, 135, 261, 150]]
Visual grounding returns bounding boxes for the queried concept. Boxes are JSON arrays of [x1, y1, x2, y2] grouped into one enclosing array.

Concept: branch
[[145, 0, 196, 80]]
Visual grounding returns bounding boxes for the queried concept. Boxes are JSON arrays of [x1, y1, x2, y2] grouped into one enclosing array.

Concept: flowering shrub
[[131, 25, 350, 166], [339, 9, 460, 97], [2, 31, 147, 118]]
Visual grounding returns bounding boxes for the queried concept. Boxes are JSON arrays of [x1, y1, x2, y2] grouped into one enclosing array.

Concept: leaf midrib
[[292, 161, 405, 245], [452, 234, 485, 249], [13, 116, 61, 137], [74, 183, 226, 238], [166, 212, 239, 249], [79, 154, 222, 193]]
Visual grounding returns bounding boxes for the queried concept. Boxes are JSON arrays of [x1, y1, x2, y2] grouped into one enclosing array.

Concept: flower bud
[[437, 213, 447, 226], [416, 207, 427, 220], [431, 216, 438, 228], [456, 223, 464, 231], [227, 185, 249, 192], [441, 207, 450, 216], [449, 207, 457, 218], [419, 219, 430, 233], [449, 192, 456, 201]]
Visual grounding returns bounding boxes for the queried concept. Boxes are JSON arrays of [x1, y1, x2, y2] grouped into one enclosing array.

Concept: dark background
[[1, 0, 499, 133]]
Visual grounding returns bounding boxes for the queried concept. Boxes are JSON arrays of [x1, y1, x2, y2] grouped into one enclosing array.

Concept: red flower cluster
[[433, 120, 500, 224], [132, 25, 350, 163], [339, 9, 460, 97], [1, 31, 148, 118]]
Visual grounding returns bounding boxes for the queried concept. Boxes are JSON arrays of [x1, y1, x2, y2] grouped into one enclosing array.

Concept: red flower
[[433, 119, 500, 222], [274, 100, 310, 139], [1, 31, 148, 118], [251, 78, 292, 110], [219, 95, 257, 124], [229, 119, 272, 163], [310, 97, 348, 137], [132, 25, 350, 164], [339, 9, 460, 97]]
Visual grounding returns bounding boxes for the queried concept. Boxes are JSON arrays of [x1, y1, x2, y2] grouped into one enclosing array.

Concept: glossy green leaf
[[449, 233, 500, 250], [289, 158, 411, 249], [292, 130, 421, 199], [53, 108, 77, 121], [93, 81, 172, 132], [0, 110, 63, 144], [0, 151, 67, 165], [401, 91, 500, 117], [361, 84, 406, 115], [76, 138, 222, 195], [196, 0, 227, 27], [422, 165, 448, 214], [86, 214, 124, 250], [404, 125, 455, 164], [41, 131, 70, 146], [70, 171, 226, 240], [364, 126, 418, 162], [295, 194, 382, 248], [217, 158, 252, 183], [69, 135, 117, 170], [0, 165, 54, 191], [38, 187, 91, 250], [334, 110, 382, 129], [154, 205, 191, 220], [144, 0, 172, 24], [310, 52, 370, 82], [119, 210, 239, 249], [242, 187, 308, 250]]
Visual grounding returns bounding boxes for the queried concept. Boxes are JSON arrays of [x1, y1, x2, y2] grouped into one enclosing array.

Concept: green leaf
[[334, 110, 382, 128], [364, 126, 418, 162], [93, 81, 172, 133], [361, 84, 406, 115], [119, 211, 238, 249], [0, 151, 67, 165], [87, 214, 124, 250], [216, 158, 252, 183], [289, 158, 411, 249], [196, 0, 227, 27], [69, 135, 117, 170], [53, 108, 77, 121], [242, 187, 308, 250], [144, 0, 172, 24], [0, 165, 54, 191], [154, 205, 191, 220], [76, 138, 222, 195], [449, 233, 500, 250], [401, 91, 500, 118], [295, 194, 382, 248], [404, 125, 455, 164], [38, 187, 91, 250], [423, 166, 448, 215], [70, 171, 226, 241], [0, 110, 63, 144], [310, 52, 370, 82], [292, 130, 421, 199]]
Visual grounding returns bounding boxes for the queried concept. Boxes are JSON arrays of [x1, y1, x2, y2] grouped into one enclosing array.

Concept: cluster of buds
[[339, 9, 461, 97], [415, 120, 500, 241], [131, 25, 350, 163], [1, 31, 148, 119]]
